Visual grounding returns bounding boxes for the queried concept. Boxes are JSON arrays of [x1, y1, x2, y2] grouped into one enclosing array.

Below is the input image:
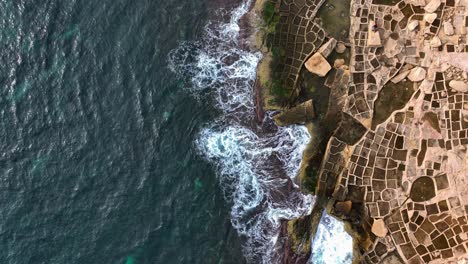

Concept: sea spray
[[168, 0, 314, 262], [310, 212, 353, 264]]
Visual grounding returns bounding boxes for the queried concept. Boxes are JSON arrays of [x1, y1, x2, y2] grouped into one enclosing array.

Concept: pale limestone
[[449, 80, 468, 93], [430, 36, 442, 48], [408, 67, 427, 82], [424, 13, 437, 24], [305, 53, 331, 77], [443, 21, 455, 36], [407, 20, 419, 31], [424, 0, 441, 13]]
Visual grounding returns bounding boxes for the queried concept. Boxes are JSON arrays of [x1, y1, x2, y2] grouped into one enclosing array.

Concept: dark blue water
[[0, 0, 245, 263]]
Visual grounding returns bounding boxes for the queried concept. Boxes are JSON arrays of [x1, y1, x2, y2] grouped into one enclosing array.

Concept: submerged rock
[[305, 53, 332, 77], [335, 42, 346, 54]]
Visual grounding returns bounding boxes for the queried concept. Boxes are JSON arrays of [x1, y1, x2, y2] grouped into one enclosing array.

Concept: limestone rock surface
[[407, 67, 426, 82], [424, 13, 437, 24], [424, 0, 441, 13], [407, 20, 419, 31], [449, 80, 468, 93], [305, 53, 331, 77]]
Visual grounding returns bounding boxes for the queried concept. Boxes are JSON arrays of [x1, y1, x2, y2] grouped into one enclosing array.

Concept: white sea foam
[[168, 0, 321, 263], [310, 212, 353, 264]]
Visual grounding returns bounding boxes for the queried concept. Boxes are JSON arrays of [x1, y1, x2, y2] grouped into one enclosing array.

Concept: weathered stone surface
[[409, 0, 425, 6], [335, 42, 346, 54], [449, 80, 468, 93], [334, 200, 352, 216], [424, 13, 437, 24], [273, 99, 315, 126], [318, 38, 337, 58], [407, 67, 426, 82], [372, 218, 388, 237], [333, 59, 345, 68], [424, 0, 441, 13], [443, 21, 454, 36], [367, 20, 381, 47], [430, 36, 442, 48], [305, 53, 331, 77], [407, 20, 419, 31]]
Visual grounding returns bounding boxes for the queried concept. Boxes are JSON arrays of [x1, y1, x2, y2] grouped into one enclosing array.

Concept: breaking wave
[[311, 212, 353, 264], [168, 0, 315, 262]]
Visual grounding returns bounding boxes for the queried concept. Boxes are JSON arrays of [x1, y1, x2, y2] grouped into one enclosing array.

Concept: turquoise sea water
[[0, 0, 244, 263]]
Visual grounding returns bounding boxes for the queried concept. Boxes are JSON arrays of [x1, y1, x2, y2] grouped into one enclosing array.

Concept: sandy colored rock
[[407, 67, 426, 82], [367, 20, 381, 47], [335, 42, 346, 54], [424, 0, 441, 13], [424, 13, 437, 24], [443, 21, 454, 36], [449, 80, 468, 93], [407, 20, 419, 31], [334, 59, 345, 68], [371, 219, 388, 237], [305, 53, 331, 77], [318, 38, 337, 58], [430, 36, 442, 48], [409, 0, 425, 6], [420, 79, 435, 94]]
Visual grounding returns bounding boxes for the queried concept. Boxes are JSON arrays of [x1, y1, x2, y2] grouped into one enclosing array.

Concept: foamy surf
[[168, 0, 328, 263], [311, 212, 353, 264]]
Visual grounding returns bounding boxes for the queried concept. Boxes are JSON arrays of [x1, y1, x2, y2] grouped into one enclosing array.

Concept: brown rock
[[334, 200, 352, 216], [333, 59, 345, 68]]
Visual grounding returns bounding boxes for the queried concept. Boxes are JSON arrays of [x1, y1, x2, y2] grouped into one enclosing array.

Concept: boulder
[[449, 80, 468, 93], [424, 0, 441, 13], [407, 67, 427, 82], [372, 219, 388, 237], [443, 21, 455, 36], [318, 38, 337, 58], [305, 53, 332, 77], [430, 36, 442, 48], [407, 20, 419, 31], [335, 42, 346, 54], [334, 59, 345, 68], [423, 13, 437, 24]]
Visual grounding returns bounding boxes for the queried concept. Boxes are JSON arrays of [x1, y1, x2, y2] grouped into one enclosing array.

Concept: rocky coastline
[[247, 0, 468, 263]]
